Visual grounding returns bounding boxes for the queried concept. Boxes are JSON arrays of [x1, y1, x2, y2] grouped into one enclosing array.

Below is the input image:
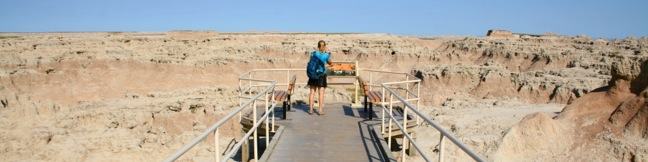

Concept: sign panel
[[327, 62, 356, 77]]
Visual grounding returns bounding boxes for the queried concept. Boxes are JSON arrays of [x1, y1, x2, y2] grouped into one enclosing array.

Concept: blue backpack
[[307, 51, 328, 79]]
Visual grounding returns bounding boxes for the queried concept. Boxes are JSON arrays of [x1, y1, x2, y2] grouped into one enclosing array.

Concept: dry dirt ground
[[0, 32, 647, 161]]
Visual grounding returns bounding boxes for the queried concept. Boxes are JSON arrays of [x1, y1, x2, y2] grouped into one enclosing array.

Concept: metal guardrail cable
[[382, 85, 485, 162]]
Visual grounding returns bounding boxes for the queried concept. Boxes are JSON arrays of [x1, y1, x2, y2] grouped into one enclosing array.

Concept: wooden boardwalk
[[266, 102, 395, 162]]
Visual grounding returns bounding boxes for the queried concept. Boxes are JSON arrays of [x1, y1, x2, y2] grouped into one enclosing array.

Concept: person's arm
[[326, 52, 333, 65]]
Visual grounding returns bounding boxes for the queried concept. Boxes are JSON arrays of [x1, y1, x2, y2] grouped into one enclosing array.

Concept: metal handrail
[[238, 68, 305, 79], [166, 65, 483, 162], [220, 102, 276, 162], [234, 68, 304, 161], [361, 69, 419, 83], [382, 79, 422, 85], [382, 84, 485, 162], [388, 86, 419, 99], [163, 79, 277, 162], [361, 68, 415, 76], [383, 105, 433, 162], [239, 78, 276, 82], [239, 69, 307, 88], [251, 68, 305, 72], [359, 68, 419, 93]]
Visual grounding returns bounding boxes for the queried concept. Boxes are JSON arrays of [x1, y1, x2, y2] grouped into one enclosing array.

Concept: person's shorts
[[307, 75, 327, 88]]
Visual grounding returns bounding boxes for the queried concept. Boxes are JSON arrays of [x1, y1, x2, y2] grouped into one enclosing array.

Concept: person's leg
[[318, 86, 325, 115], [309, 86, 315, 114]]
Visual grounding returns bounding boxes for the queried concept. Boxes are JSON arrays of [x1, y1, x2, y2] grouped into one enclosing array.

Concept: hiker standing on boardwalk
[[307, 40, 333, 115]]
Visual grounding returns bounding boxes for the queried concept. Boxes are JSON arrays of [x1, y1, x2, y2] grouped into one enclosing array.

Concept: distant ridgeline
[[486, 29, 561, 39]]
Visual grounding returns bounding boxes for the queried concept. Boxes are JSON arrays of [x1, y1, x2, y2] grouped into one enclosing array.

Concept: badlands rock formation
[[0, 31, 646, 161], [494, 58, 648, 161]]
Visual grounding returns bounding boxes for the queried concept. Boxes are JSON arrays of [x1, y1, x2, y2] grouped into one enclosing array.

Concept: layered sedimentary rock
[[495, 58, 648, 161], [0, 31, 646, 161]]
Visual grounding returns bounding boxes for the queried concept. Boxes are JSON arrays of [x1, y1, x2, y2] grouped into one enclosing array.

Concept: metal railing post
[[239, 79, 243, 122], [265, 92, 270, 147], [271, 90, 276, 132], [253, 100, 258, 161], [248, 73, 252, 90], [388, 93, 393, 148], [355, 78, 359, 105], [402, 99, 409, 162], [168, 68, 486, 162], [382, 85, 485, 162], [382, 86, 386, 105], [416, 81, 421, 126], [439, 135, 445, 162], [164, 78, 278, 162], [406, 75, 410, 101], [369, 72, 373, 91], [238, 79, 242, 107], [215, 128, 219, 162], [355, 62, 360, 105], [249, 73, 253, 94], [381, 86, 386, 134], [246, 73, 253, 123]]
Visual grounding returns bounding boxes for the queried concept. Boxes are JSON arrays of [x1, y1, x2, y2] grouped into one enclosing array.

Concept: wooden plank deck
[[267, 102, 395, 162]]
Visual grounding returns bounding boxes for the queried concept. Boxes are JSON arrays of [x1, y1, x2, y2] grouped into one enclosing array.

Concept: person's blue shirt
[[312, 51, 330, 64]]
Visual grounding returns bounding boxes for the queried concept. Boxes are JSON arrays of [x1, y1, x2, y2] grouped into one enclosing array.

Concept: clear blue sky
[[1, 0, 646, 38]]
